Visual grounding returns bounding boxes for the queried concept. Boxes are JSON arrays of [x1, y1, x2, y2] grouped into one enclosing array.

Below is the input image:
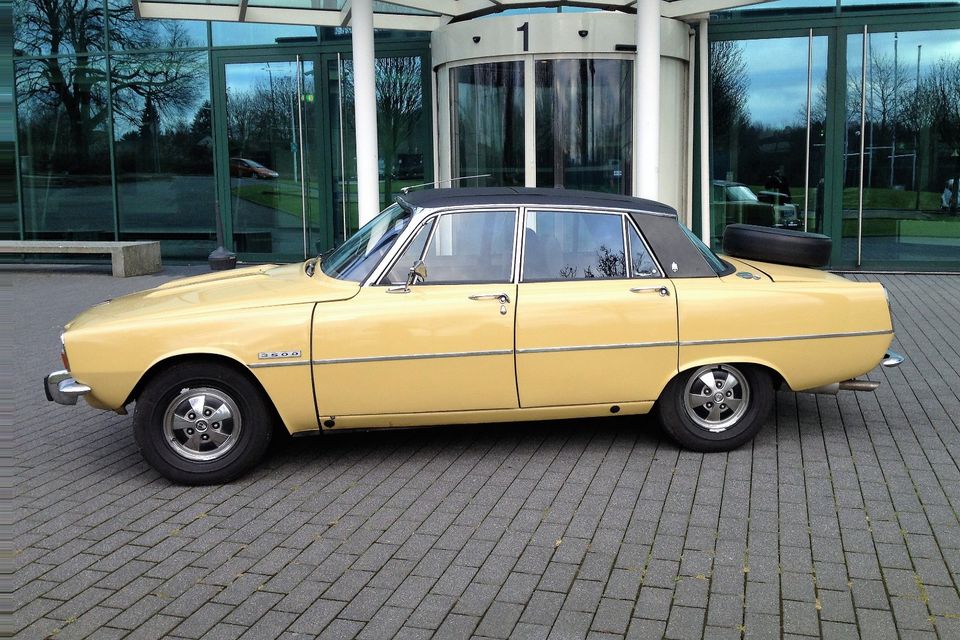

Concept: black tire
[[723, 223, 832, 268], [133, 361, 273, 485], [656, 364, 773, 452]]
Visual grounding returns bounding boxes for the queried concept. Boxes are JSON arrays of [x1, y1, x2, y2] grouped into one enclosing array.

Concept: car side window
[[387, 210, 516, 285], [627, 224, 660, 278], [522, 210, 626, 281]]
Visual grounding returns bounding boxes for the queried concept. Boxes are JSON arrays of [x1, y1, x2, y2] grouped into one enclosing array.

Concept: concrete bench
[[0, 240, 162, 277]]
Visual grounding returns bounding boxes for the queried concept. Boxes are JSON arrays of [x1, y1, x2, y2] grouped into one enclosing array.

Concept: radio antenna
[[400, 174, 492, 194]]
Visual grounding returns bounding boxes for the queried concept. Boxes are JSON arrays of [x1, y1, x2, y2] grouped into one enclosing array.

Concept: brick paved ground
[[10, 266, 960, 640]]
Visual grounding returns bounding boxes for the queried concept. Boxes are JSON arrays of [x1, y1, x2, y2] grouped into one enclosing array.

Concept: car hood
[[65, 263, 360, 331], [722, 257, 848, 283]]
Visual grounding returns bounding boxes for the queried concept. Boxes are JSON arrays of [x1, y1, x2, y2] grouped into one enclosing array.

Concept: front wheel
[[133, 362, 273, 484], [656, 364, 773, 452]]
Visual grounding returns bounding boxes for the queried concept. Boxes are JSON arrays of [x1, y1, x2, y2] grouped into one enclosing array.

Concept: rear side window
[[522, 210, 626, 281]]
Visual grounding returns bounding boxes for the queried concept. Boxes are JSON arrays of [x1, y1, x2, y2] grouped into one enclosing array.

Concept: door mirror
[[407, 260, 427, 288], [388, 259, 427, 294]]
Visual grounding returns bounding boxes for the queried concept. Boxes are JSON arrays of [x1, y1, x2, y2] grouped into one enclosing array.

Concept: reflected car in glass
[[44, 188, 902, 484], [713, 180, 799, 229], [229, 157, 280, 179]]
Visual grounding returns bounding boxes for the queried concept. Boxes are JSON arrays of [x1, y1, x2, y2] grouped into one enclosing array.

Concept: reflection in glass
[[225, 59, 316, 260], [843, 29, 960, 266], [451, 62, 524, 187], [212, 22, 320, 47], [112, 51, 215, 259], [535, 59, 633, 194], [523, 211, 626, 281], [337, 56, 427, 221], [15, 0, 105, 56], [709, 36, 827, 246], [16, 56, 114, 239], [108, 0, 207, 50]]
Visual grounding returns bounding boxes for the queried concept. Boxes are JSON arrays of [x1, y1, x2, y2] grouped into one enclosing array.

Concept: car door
[[515, 209, 678, 407], [312, 209, 520, 417]]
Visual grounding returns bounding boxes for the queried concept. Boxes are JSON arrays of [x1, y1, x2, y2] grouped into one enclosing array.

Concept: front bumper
[[44, 369, 91, 406]]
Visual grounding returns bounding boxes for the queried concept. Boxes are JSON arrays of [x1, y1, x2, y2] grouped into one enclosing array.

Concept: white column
[[634, 0, 660, 200], [351, 0, 380, 226], [698, 18, 711, 243]]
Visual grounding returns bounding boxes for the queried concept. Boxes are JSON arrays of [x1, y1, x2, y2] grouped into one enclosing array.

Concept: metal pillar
[[698, 18, 711, 244], [635, 0, 660, 200], [351, 0, 380, 226]]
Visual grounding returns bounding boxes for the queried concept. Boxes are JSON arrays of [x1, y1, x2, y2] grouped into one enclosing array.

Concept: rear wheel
[[656, 364, 773, 451], [133, 362, 273, 484]]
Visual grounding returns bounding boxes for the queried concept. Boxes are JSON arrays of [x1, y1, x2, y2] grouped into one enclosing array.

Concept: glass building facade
[[9, 1, 430, 261], [709, 0, 960, 270], [6, 1, 959, 269]]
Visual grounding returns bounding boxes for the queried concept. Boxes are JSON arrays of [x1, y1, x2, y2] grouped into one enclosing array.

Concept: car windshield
[[245, 159, 264, 168], [679, 224, 730, 275], [726, 185, 758, 202], [321, 203, 412, 281]]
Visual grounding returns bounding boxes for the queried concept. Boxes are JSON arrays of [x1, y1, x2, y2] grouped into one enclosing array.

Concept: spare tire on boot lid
[[722, 223, 831, 268]]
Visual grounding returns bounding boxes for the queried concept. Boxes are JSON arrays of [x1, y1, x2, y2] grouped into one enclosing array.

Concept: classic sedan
[[45, 188, 903, 484]]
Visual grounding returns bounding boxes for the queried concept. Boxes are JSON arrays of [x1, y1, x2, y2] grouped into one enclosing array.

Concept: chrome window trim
[[679, 329, 893, 347], [313, 349, 514, 366], [361, 201, 674, 287], [519, 208, 630, 283]]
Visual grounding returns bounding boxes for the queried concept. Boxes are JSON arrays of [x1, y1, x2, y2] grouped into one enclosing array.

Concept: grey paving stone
[[13, 271, 960, 640]]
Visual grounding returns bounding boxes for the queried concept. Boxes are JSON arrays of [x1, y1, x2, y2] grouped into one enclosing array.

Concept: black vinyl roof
[[397, 187, 678, 217]]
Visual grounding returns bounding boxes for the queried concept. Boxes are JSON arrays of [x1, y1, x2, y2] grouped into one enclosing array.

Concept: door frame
[[210, 37, 434, 260]]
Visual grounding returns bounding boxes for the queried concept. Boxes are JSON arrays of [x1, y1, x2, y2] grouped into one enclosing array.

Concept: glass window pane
[[628, 224, 659, 277], [382, 218, 433, 284], [423, 210, 515, 283], [111, 51, 215, 260], [15, 0, 105, 57], [843, 29, 960, 267], [523, 211, 626, 281], [535, 59, 633, 194], [16, 56, 114, 240], [108, 0, 207, 50], [709, 36, 828, 246], [212, 21, 320, 47], [451, 62, 524, 188]]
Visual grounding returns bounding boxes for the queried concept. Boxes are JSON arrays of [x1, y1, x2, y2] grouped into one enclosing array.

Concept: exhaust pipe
[[798, 379, 880, 395]]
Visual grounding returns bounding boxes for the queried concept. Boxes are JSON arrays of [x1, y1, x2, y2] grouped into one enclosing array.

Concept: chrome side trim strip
[[248, 360, 311, 369], [312, 349, 514, 366], [517, 341, 676, 355], [680, 329, 893, 347]]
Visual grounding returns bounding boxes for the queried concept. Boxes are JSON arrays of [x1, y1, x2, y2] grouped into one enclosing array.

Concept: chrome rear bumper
[[44, 369, 91, 406]]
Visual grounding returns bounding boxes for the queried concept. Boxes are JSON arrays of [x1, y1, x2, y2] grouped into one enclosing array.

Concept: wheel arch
[[666, 358, 786, 399], [125, 352, 285, 428]]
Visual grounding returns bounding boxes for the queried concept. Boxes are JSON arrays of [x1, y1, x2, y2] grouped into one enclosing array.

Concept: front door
[[515, 209, 678, 407], [312, 209, 520, 416]]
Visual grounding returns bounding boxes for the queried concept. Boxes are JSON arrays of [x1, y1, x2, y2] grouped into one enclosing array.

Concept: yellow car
[[45, 188, 903, 484]]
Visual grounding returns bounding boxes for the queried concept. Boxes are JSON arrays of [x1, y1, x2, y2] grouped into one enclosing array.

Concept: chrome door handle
[[469, 293, 511, 304], [629, 285, 670, 297]]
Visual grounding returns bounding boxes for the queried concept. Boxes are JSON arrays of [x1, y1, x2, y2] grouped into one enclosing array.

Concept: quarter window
[[522, 211, 626, 281], [627, 224, 660, 277]]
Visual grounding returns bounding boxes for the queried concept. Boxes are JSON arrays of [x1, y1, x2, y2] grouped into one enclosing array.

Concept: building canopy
[[134, 0, 771, 30]]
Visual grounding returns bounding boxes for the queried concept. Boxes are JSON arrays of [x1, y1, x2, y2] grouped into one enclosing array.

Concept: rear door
[[515, 209, 678, 407]]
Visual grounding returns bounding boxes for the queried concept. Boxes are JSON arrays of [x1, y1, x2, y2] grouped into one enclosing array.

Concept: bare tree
[[710, 41, 750, 136], [341, 56, 424, 203]]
